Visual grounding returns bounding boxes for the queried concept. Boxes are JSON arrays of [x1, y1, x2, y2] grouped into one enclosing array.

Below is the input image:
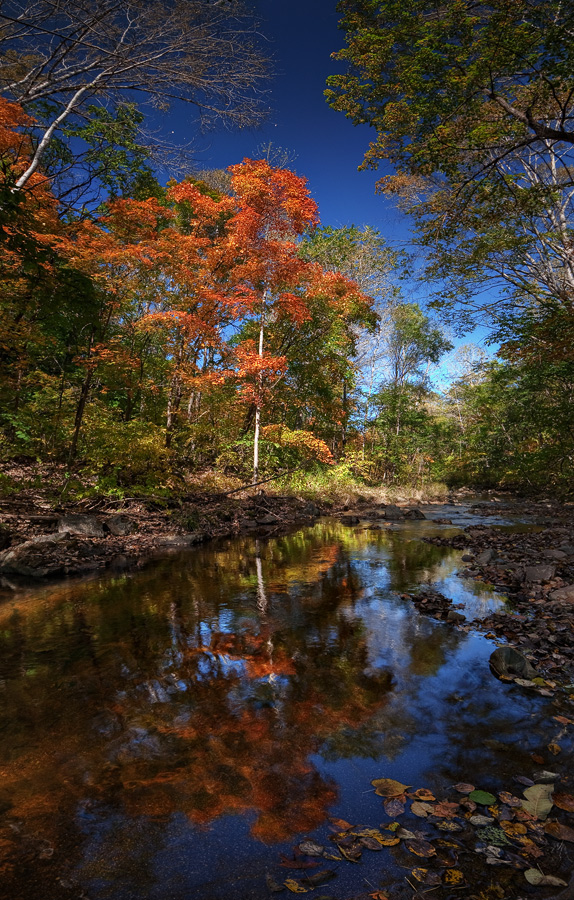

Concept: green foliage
[[80, 409, 176, 493]]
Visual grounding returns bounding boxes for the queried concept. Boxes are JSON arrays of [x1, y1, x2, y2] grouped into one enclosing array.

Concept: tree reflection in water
[[0, 521, 506, 899]]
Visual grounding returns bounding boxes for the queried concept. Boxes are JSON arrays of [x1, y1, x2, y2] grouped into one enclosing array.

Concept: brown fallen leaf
[[360, 836, 384, 851], [384, 797, 405, 817], [553, 715, 573, 726], [372, 777, 410, 797], [545, 821, 574, 842], [548, 742, 561, 756], [328, 817, 353, 831], [454, 783, 475, 794], [498, 792, 522, 807], [411, 801, 434, 818], [411, 868, 442, 886], [433, 800, 460, 818], [406, 839, 436, 858], [408, 788, 436, 801], [554, 792, 574, 813]]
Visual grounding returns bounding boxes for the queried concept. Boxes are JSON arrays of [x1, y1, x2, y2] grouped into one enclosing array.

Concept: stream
[[0, 504, 570, 900]]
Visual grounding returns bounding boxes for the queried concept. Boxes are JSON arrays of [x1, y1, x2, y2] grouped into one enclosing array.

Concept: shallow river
[[0, 506, 566, 899]]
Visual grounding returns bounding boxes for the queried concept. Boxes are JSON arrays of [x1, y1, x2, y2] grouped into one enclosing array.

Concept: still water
[[0, 514, 561, 899]]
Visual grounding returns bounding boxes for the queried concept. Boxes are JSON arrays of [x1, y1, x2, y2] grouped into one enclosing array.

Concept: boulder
[[58, 514, 104, 537], [489, 647, 538, 681], [404, 508, 426, 520], [0, 532, 71, 577], [106, 515, 134, 536], [524, 564, 556, 582], [383, 505, 405, 520]]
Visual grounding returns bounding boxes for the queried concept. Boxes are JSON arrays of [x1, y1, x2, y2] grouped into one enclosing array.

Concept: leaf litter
[[268, 767, 574, 897]]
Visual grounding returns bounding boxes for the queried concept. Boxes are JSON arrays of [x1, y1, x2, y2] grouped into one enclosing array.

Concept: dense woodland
[[1, 0, 574, 497]]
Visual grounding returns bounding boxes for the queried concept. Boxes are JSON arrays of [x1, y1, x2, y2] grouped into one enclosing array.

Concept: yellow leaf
[[371, 777, 411, 797], [443, 869, 465, 886], [284, 879, 308, 893]]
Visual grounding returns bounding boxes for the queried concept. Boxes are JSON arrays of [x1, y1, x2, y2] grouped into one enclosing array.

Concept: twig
[[220, 468, 296, 498]]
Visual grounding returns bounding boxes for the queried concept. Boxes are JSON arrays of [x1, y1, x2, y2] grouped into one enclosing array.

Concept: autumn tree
[[227, 159, 371, 482], [0, 0, 270, 195], [326, 0, 574, 337]]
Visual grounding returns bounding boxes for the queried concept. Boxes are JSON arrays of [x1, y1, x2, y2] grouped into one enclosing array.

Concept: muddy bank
[[0, 492, 325, 588]]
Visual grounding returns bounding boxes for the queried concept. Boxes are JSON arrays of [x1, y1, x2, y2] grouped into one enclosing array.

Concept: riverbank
[[420, 498, 574, 688], [0, 461, 447, 588]]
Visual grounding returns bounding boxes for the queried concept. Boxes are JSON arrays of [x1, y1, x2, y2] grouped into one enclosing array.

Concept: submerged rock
[[489, 647, 538, 681]]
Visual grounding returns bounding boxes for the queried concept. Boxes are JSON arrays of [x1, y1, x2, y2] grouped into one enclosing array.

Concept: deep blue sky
[[172, 0, 409, 243]]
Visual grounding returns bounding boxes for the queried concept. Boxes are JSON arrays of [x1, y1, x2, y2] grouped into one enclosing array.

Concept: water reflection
[[0, 520, 550, 900]]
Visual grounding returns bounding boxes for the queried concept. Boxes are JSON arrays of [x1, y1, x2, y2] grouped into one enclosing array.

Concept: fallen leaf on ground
[[372, 778, 410, 797], [469, 790, 496, 805], [454, 783, 475, 793], [328, 817, 353, 831], [411, 801, 434, 818], [409, 788, 435, 801], [298, 841, 324, 857], [384, 797, 405, 817], [443, 869, 466, 886], [554, 792, 574, 812], [524, 869, 567, 886], [411, 868, 442, 886], [547, 742, 561, 755], [406, 840, 436, 858], [544, 821, 574, 842], [521, 783, 554, 820], [498, 792, 522, 807], [433, 800, 460, 818], [284, 879, 308, 893]]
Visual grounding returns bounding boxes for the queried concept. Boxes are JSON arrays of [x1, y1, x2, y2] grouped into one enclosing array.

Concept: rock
[[383, 505, 405, 520], [340, 514, 360, 525], [257, 513, 279, 525], [158, 534, 201, 548], [433, 517, 453, 524], [0, 525, 11, 551], [547, 584, 574, 603], [404, 508, 426, 520], [543, 549, 567, 560], [303, 502, 320, 517], [0, 531, 71, 576], [58, 514, 104, 537], [447, 610, 466, 624], [475, 549, 494, 565], [524, 564, 556, 582], [106, 515, 134, 536], [461, 553, 475, 562], [489, 647, 538, 681]]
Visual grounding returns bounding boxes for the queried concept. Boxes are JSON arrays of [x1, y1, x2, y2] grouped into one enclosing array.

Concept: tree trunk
[[253, 316, 265, 485]]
